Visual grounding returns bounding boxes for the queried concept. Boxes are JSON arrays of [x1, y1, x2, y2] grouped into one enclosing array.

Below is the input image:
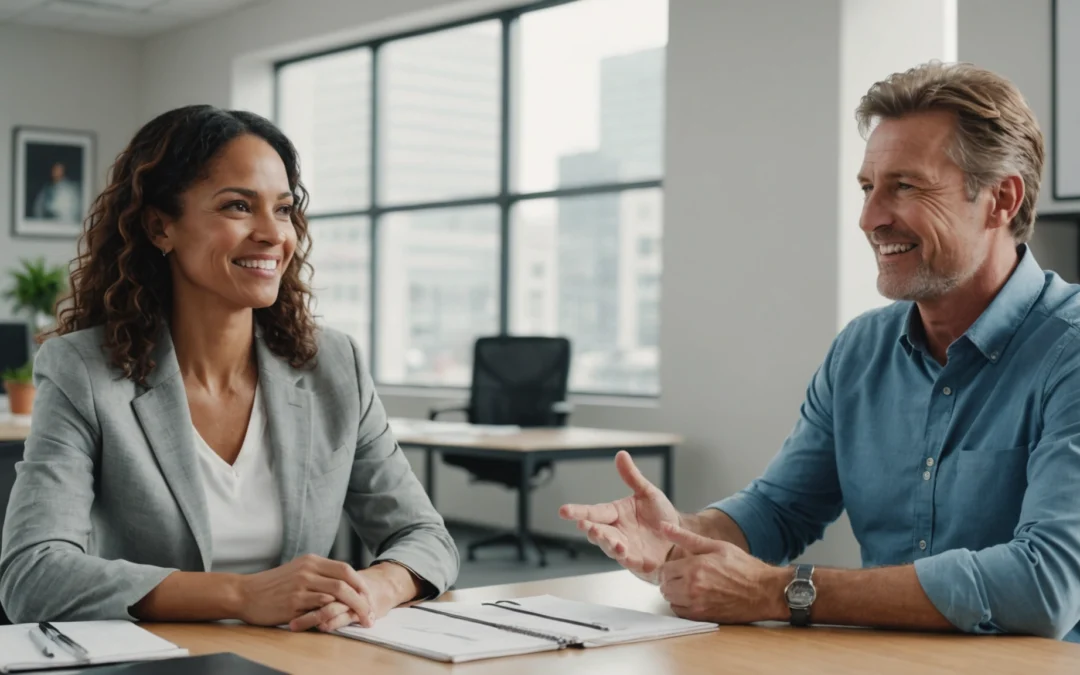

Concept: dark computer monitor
[[0, 322, 30, 375]]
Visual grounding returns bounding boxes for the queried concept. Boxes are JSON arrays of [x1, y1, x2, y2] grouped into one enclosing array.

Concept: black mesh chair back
[[442, 336, 571, 485], [468, 336, 571, 427]]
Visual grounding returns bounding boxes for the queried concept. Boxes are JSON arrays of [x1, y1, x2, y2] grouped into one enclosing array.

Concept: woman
[[0, 105, 458, 633]]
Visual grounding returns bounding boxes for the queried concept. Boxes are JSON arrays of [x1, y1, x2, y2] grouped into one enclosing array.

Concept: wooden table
[[144, 570, 1080, 674], [390, 419, 682, 565]]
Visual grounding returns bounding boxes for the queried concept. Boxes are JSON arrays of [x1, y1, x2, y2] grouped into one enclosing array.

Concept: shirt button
[[990, 351, 999, 361], [926, 458, 934, 467], [942, 386, 952, 396], [922, 470, 931, 480], [919, 540, 927, 550]]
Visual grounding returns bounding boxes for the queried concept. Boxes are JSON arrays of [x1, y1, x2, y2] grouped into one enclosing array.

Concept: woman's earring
[[161, 248, 168, 257]]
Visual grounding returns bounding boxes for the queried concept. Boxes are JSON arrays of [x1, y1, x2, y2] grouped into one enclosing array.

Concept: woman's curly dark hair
[[47, 104, 318, 384]]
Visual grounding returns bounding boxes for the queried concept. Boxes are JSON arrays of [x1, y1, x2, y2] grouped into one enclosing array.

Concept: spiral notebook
[[332, 595, 718, 663]]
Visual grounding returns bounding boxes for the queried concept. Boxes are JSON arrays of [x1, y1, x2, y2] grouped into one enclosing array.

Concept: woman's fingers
[[308, 577, 374, 627], [289, 601, 351, 632], [319, 610, 361, 633]]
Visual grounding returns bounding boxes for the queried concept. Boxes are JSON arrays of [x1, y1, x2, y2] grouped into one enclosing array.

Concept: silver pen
[[28, 626, 55, 658], [39, 622, 90, 661]]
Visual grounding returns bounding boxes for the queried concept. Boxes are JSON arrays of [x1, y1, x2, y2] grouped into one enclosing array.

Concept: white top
[[193, 382, 284, 574]]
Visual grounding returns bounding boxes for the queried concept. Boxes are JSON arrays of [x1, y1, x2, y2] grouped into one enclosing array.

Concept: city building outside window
[[277, 0, 666, 396]]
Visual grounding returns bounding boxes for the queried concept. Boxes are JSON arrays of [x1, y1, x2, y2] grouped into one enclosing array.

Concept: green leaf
[[1, 360, 33, 384], [4, 257, 67, 319]]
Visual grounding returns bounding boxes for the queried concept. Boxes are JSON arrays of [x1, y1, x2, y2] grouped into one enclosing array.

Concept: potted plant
[[3, 257, 67, 416], [4, 257, 67, 334], [2, 362, 34, 416]]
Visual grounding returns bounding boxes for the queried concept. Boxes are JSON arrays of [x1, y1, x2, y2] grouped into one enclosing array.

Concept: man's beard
[[878, 260, 968, 301]]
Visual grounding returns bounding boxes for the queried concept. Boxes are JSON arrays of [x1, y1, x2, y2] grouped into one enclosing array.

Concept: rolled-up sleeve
[[708, 327, 848, 564], [914, 338, 1080, 640], [342, 336, 459, 596]]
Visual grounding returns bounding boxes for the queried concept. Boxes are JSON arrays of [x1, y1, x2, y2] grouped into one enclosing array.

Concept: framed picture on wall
[[11, 126, 95, 238]]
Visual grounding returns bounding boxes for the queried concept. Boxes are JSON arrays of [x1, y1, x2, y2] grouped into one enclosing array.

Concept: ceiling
[[0, 0, 264, 38]]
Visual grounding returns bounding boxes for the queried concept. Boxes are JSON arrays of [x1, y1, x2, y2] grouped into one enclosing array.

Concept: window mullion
[[369, 43, 381, 377], [497, 16, 513, 336]]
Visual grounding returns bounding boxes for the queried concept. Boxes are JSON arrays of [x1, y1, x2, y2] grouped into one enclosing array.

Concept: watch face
[[786, 581, 816, 608]]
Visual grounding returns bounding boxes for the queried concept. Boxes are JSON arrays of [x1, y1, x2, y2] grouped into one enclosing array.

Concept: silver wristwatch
[[784, 564, 816, 627]]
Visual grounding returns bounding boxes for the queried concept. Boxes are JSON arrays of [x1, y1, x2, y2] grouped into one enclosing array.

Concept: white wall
[[959, 0, 1080, 219], [957, 0, 1080, 278], [0, 25, 141, 321], [838, 0, 956, 327], [139, 0, 863, 565]]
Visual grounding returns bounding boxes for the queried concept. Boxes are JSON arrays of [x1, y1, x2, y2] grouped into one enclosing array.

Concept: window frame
[[274, 0, 664, 397]]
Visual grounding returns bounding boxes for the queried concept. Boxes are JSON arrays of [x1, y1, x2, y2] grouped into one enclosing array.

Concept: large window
[[277, 0, 666, 395]]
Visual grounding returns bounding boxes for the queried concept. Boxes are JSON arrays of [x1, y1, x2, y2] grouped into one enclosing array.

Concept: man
[[32, 161, 82, 223], [561, 62, 1080, 641]]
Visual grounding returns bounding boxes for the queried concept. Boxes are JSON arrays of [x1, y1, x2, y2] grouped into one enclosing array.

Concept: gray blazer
[[0, 325, 458, 623]]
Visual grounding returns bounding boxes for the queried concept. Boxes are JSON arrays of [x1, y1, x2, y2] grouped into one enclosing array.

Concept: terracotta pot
[[4, 381, 35, 416]]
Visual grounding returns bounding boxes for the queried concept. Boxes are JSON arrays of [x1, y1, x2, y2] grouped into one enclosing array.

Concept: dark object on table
[[57, 652, 287, 674]]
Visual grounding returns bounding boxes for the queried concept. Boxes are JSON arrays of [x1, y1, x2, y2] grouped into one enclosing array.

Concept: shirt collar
[[899, 304, 926, 356], [898, 244, 1045, 361]]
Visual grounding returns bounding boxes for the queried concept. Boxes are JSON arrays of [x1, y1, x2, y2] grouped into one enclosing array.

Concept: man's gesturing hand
[[559, 450, 681, 584]]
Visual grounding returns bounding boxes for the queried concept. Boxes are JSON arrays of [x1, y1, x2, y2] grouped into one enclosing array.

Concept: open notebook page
[[334, 605, 563, 663], [333, 594, 717, 663], [0, 621, 188, 673], [441, 595, 718, 646]]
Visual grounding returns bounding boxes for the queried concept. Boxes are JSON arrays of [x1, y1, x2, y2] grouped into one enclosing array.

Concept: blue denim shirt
[[713, 245, 1080, 641]]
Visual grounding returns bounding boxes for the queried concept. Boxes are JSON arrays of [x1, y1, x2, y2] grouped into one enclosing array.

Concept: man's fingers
[[579, 520, 626, 556], [660, 522, 722, 555], [560, 502, 619, 524], [615, 450, 658, 496], [658, 557, 687, 587]]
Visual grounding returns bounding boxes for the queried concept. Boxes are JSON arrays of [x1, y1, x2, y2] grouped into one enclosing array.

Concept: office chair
[[0, 441, 23, 625], [429, 336, 577, 566], [0, 322, 30, 376]]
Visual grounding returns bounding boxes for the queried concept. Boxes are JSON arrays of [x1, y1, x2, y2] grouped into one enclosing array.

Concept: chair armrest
[[551, 400, 573, 426], [429, 403, 469, 421]]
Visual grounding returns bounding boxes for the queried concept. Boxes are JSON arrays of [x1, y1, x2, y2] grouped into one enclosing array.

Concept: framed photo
[[11, 126, 94, 238]]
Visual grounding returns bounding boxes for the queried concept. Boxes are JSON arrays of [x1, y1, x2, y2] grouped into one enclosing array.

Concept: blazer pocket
[[310, 443, 354, 479]]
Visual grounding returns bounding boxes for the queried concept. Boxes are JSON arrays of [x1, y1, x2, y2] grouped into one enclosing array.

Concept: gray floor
[[448, 522, 621, 589]]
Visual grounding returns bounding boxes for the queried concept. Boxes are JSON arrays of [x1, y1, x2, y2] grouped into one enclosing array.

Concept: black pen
[[38, 622, 90, 660]]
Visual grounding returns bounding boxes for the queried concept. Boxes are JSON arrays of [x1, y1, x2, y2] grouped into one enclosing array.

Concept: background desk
[[391, 421, 681, 562], [0, 419, 28, 442], [145, 570, 1080, 674]]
